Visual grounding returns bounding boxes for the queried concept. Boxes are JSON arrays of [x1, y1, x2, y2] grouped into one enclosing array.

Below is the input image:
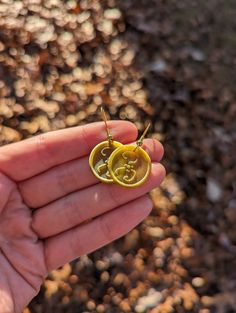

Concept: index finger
[[0, 121, 137, 181]]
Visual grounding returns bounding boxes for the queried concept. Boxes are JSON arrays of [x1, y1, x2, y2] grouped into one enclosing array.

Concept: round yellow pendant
[[89, 140, 122, 183], [108, 145, 151, 188]]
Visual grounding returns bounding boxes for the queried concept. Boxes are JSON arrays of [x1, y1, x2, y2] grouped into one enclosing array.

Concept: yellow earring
[[108, 124, 152, 188], [89, 107, 123, 183]]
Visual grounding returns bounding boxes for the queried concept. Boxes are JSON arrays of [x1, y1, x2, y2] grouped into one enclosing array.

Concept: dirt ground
[[0, 0, 236, 312]]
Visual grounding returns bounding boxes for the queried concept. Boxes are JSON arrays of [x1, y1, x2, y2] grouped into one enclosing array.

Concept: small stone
[[168, 215, 179, 225], [44, 280, 58, 298], [146, 226, 164, 239], [108, 251, 124, 265], [104, 8, 121, 20], [192, 277, 205, 288], [119, 299, 131, 312], [65, 114, 78, 126], [98, 19, 113, 36], [36, 25, 55, 44], [0, 126, 22, 142], [77, 11, 90, 24], [201, 296, 214, 307], [153, 247, 165, 258], [58, 31, 73, 46], [86, 300, 96, 310], [100, 271, 110, 283], [113, 273, 128, 286], [150, 59, 167, 72], [96, 304, 105, 313], [135, 289, 163, 312], [81, 21, 94, 37], [25, 16, 47, 32], [206, 178, 222, 202]]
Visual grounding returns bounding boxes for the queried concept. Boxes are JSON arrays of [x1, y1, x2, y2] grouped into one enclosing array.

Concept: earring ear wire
[[134, 123, 151, 151], [100, 107, 113, 144], [89, 106, 123, 183]]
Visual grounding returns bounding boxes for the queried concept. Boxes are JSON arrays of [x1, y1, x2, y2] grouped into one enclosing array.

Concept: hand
[[0, 121, 165, 313]]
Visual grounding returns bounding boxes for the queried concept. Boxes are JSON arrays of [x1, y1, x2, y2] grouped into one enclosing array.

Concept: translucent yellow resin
[[89, 140, 122, 183], [108, 144, 151, 188]]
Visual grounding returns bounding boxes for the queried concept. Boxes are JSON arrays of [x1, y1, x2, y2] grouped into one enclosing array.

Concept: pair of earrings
[[89, 107, 151, 188]]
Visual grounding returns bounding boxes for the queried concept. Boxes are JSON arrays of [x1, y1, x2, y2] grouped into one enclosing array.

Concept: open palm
[[0, 121, 165, 313]]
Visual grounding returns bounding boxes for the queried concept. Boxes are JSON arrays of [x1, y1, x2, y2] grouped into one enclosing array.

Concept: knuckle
[[81, 125, 91, 151], [55, 162, 79, 197], [56, 164, 71, 195], [99, 215, 113, 242], [18, 182, 36, 208], [69, 228, 83, 258], [36, 134, 54, 168], [106, 185, 120, 207], [63, 195, 84, 227]]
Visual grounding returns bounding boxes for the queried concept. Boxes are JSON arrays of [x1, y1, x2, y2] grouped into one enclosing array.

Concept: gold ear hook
[[134, 123, 151, 151], [90, 106, 122, 183], [101, 106, 113, 144]]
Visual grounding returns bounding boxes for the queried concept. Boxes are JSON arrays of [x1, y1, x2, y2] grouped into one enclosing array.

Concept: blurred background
[[0, 0, 236, 312]]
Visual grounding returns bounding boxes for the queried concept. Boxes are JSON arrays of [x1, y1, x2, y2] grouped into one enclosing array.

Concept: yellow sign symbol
[[89, 141, 122, 183], [108, 144, 151, 188]]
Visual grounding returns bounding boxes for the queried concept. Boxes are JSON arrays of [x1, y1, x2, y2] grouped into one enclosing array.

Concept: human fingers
[[0, 172, 15, 211], [19, 138, 164, 208], [32, 163, 165, 238], [0, 121, 137, 181], [44, 195, 152, 271]]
